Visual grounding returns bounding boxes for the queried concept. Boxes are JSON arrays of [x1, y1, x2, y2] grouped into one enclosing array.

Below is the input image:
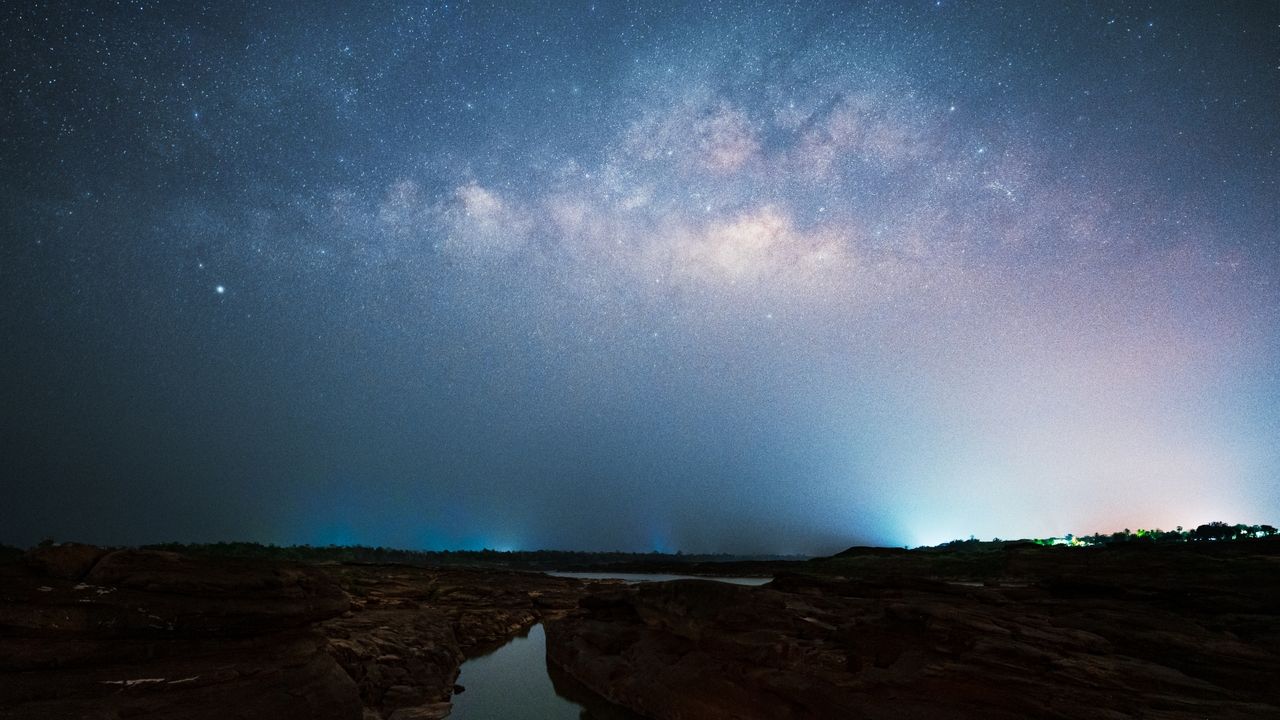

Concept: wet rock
[[384, 703, 452, 720]]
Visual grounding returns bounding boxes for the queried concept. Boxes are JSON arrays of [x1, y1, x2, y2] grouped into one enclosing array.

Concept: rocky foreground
[[546, 539, 1280, 719], [3, 539, 1279, 719], [0, 544, 589, 719]]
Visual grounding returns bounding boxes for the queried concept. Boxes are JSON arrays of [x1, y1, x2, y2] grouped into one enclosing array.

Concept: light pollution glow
[[2, 1, 1276, 552]]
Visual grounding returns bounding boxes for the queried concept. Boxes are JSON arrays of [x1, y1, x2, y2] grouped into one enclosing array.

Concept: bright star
[[215, 285, 226, 294]]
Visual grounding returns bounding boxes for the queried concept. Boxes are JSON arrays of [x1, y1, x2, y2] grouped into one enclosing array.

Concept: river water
[[448, 574, 771, 718]]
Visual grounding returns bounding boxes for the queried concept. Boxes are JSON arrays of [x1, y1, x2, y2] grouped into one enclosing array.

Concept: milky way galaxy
[[2, 2, 1277, 552]]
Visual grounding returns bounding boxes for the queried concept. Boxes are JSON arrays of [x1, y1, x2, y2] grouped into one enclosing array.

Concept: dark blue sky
[[2, 1, 1277, 552]]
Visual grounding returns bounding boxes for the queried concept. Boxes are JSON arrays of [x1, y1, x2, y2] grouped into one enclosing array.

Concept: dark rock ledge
[[545, 563, 1280, 720], [0, 544, 359, 720]]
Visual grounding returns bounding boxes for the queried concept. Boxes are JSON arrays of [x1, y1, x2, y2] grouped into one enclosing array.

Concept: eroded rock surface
[[1, 543, 609, 720], [0, 547, 597, 720], [547, 542, 1280, 720], [0, 547, 359, 720], [317, 564, 589, 720]]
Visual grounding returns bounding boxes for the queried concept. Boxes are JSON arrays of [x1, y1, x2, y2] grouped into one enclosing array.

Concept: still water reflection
[[449, 624, 578, 719], [449, 623, 641, 720], [450, 574, 771, 718]]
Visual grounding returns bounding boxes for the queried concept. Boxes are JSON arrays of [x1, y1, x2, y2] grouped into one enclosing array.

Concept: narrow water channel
[[450, 575, 769, 718], [448, 623, 641, 719], [448, 623, 578, 719]]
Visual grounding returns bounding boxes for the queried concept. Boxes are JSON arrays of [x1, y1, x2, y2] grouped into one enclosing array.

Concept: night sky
[[2, 1, 1277, 553]]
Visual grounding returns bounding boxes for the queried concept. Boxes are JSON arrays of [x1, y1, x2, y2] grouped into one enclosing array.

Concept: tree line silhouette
[[1035, 521, 1277, 547]]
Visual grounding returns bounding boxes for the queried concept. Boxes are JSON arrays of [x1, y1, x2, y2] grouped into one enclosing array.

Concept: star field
[[2, 1, 1277, 551]]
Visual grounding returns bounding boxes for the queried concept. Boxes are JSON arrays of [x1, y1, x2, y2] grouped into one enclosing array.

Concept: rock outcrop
[[0, 546, 360, 720], [0, 546, 600, 720], [317, 564, 589, 720], [546, 542, 1280, 719]]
